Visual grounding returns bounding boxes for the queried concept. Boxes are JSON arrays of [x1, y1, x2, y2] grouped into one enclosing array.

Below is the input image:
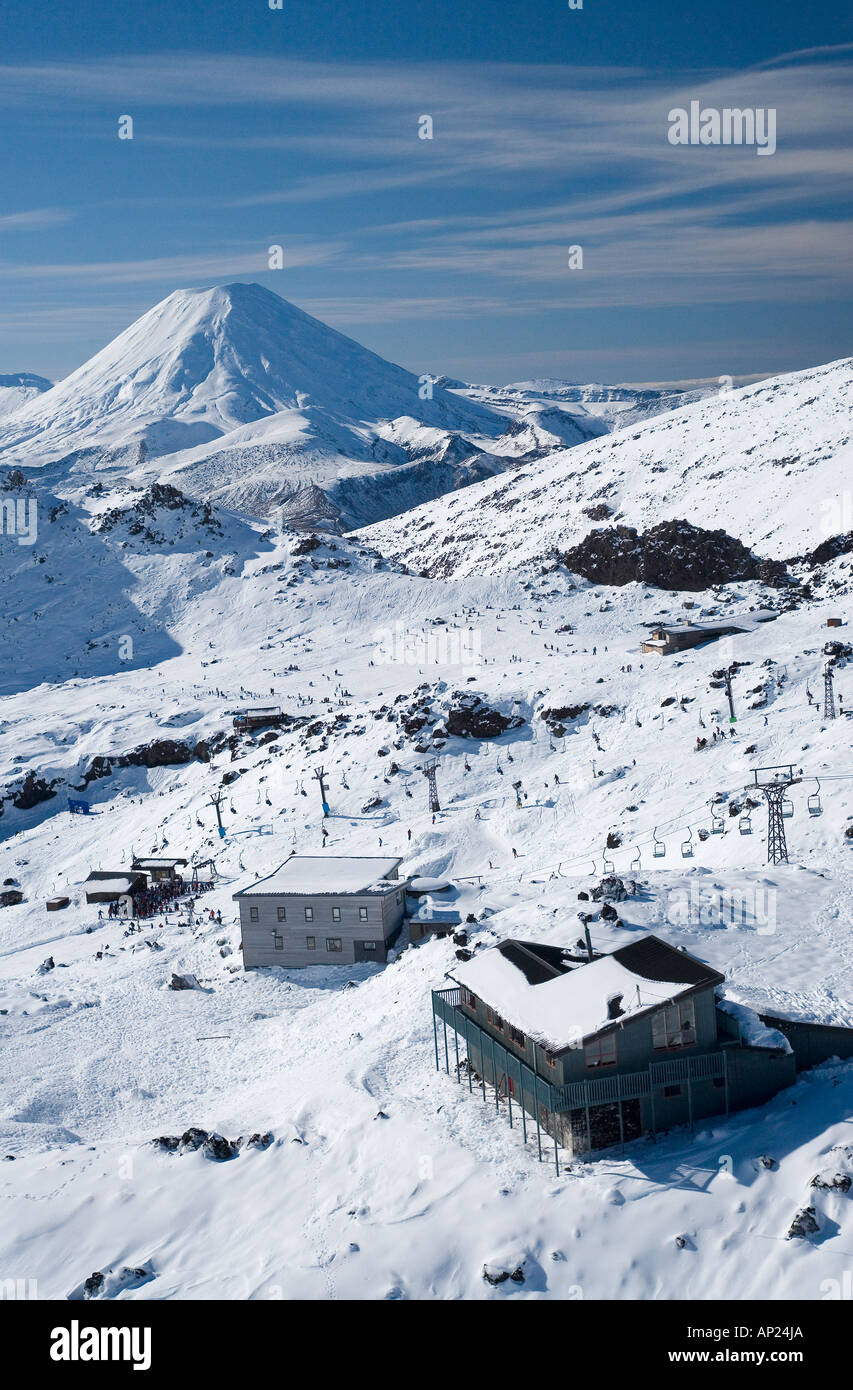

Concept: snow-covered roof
[[646, 610, 778, 637], [409, 876, 452, 893], [85, 876, 135, 896], [132, 857, 188, 869], [234, 855, 403, 897], [452, 935, 724, 1051]]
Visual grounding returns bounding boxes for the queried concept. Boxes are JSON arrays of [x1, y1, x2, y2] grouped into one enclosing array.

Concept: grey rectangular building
[[234, 854, 406, 969]]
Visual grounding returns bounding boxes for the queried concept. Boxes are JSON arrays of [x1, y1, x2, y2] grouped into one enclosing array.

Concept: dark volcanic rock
[[590, 876, 635, 902], [202, 1132, 239, 1161], [810, 1171, 852, 1192], [789, 531, 853, 568], [12, 773, 57, 810], [445, 694, 525, 740], [786, 1206, 820, 1239], [244, 1131, 274, 1151], [558, 519, 789, 592], [540, 703, 589, 736]]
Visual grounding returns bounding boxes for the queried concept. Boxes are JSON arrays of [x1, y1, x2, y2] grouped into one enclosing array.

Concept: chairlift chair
[[808, 779, 822, 817], [680, 828, 694, 859], [782, 796, 794, 819], [630, 847, 641, 872], [711, 811, 725, 834], [652, 827, 666, 859], [739, 811, 752, 835], [603, 853, 615, 875]]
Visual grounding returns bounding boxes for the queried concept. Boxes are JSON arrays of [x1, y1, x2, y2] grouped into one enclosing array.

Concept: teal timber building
[[430, 935, 833, 1173]]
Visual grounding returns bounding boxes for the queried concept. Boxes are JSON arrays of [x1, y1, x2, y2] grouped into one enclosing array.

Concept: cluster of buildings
[[83, 856, 189, 917]]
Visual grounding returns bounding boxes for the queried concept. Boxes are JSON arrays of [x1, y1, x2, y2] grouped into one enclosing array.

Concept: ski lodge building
[[431, 934, 853, 1171], [84, 870, 147, 913], [641, 610, 777, 655], [234, 855, 407, 969], [131, 856, 188, 883], [232, 706, 287, 732]]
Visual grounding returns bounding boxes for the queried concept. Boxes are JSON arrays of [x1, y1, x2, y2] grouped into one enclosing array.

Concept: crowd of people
[[132, 876, 187, 919]]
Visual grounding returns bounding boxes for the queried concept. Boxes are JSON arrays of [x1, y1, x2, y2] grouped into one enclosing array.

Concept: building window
[[584, 1034, 617, 1068], [362, 941, 376, 952], [332, 906, 341, 923], [249, 905, 258, 922], [277, 906, 286, 922], [273, 935, 284, 951], [545, 1050, 558, 1068], [486, 1011, 504, 1033], [652, 998, 697, 1051], [509, 1025, 526, 1048], [306, 936, 316, 950], [326, 937, 342, 953], [359, 907, 368, 922], [304, 906, 314, 923], [663, 1084, 682, 1098], [462, 989, 477, 1010]]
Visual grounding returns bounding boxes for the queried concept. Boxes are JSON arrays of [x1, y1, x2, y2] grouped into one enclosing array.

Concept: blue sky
[[0, 0, 851, 384]]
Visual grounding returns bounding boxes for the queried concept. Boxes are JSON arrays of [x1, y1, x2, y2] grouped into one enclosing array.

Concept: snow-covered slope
[[0, 519, 851, 1300], [1, 329, 851, 1302], [361, 358, 853, 577]]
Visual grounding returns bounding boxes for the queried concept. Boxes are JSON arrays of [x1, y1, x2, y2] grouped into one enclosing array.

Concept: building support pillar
[[432, 1000, 439, 1072]]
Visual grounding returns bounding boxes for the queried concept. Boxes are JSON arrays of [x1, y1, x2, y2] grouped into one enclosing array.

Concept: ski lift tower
[[423, 759, 441, 814], [724, 669, 737, 724], [313, 766, 331, 816], [824, 663, 837, 721], [208, 788, 226, 839], [750, 764, 801, 866]]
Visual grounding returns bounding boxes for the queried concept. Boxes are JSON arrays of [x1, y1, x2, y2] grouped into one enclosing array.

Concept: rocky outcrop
[[152, 1127, 267, 1161], [445, 694, 525, 740], [789, 532, 853, 568], [11, 773, 57, 810], [786, 1206, 819, 1239], [810, 1171, 851, 1192], [81, 735, 221, 786], [558, 519, 789, 591], [590, 876, 637, 902]]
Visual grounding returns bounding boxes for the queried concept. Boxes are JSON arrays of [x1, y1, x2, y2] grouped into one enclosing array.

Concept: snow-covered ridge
[[0, 371, 52, 419], [360, 356, 853, 576]]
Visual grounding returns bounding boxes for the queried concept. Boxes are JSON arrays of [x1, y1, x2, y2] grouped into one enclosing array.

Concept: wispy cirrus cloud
[[0, 46, 849, 379]]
